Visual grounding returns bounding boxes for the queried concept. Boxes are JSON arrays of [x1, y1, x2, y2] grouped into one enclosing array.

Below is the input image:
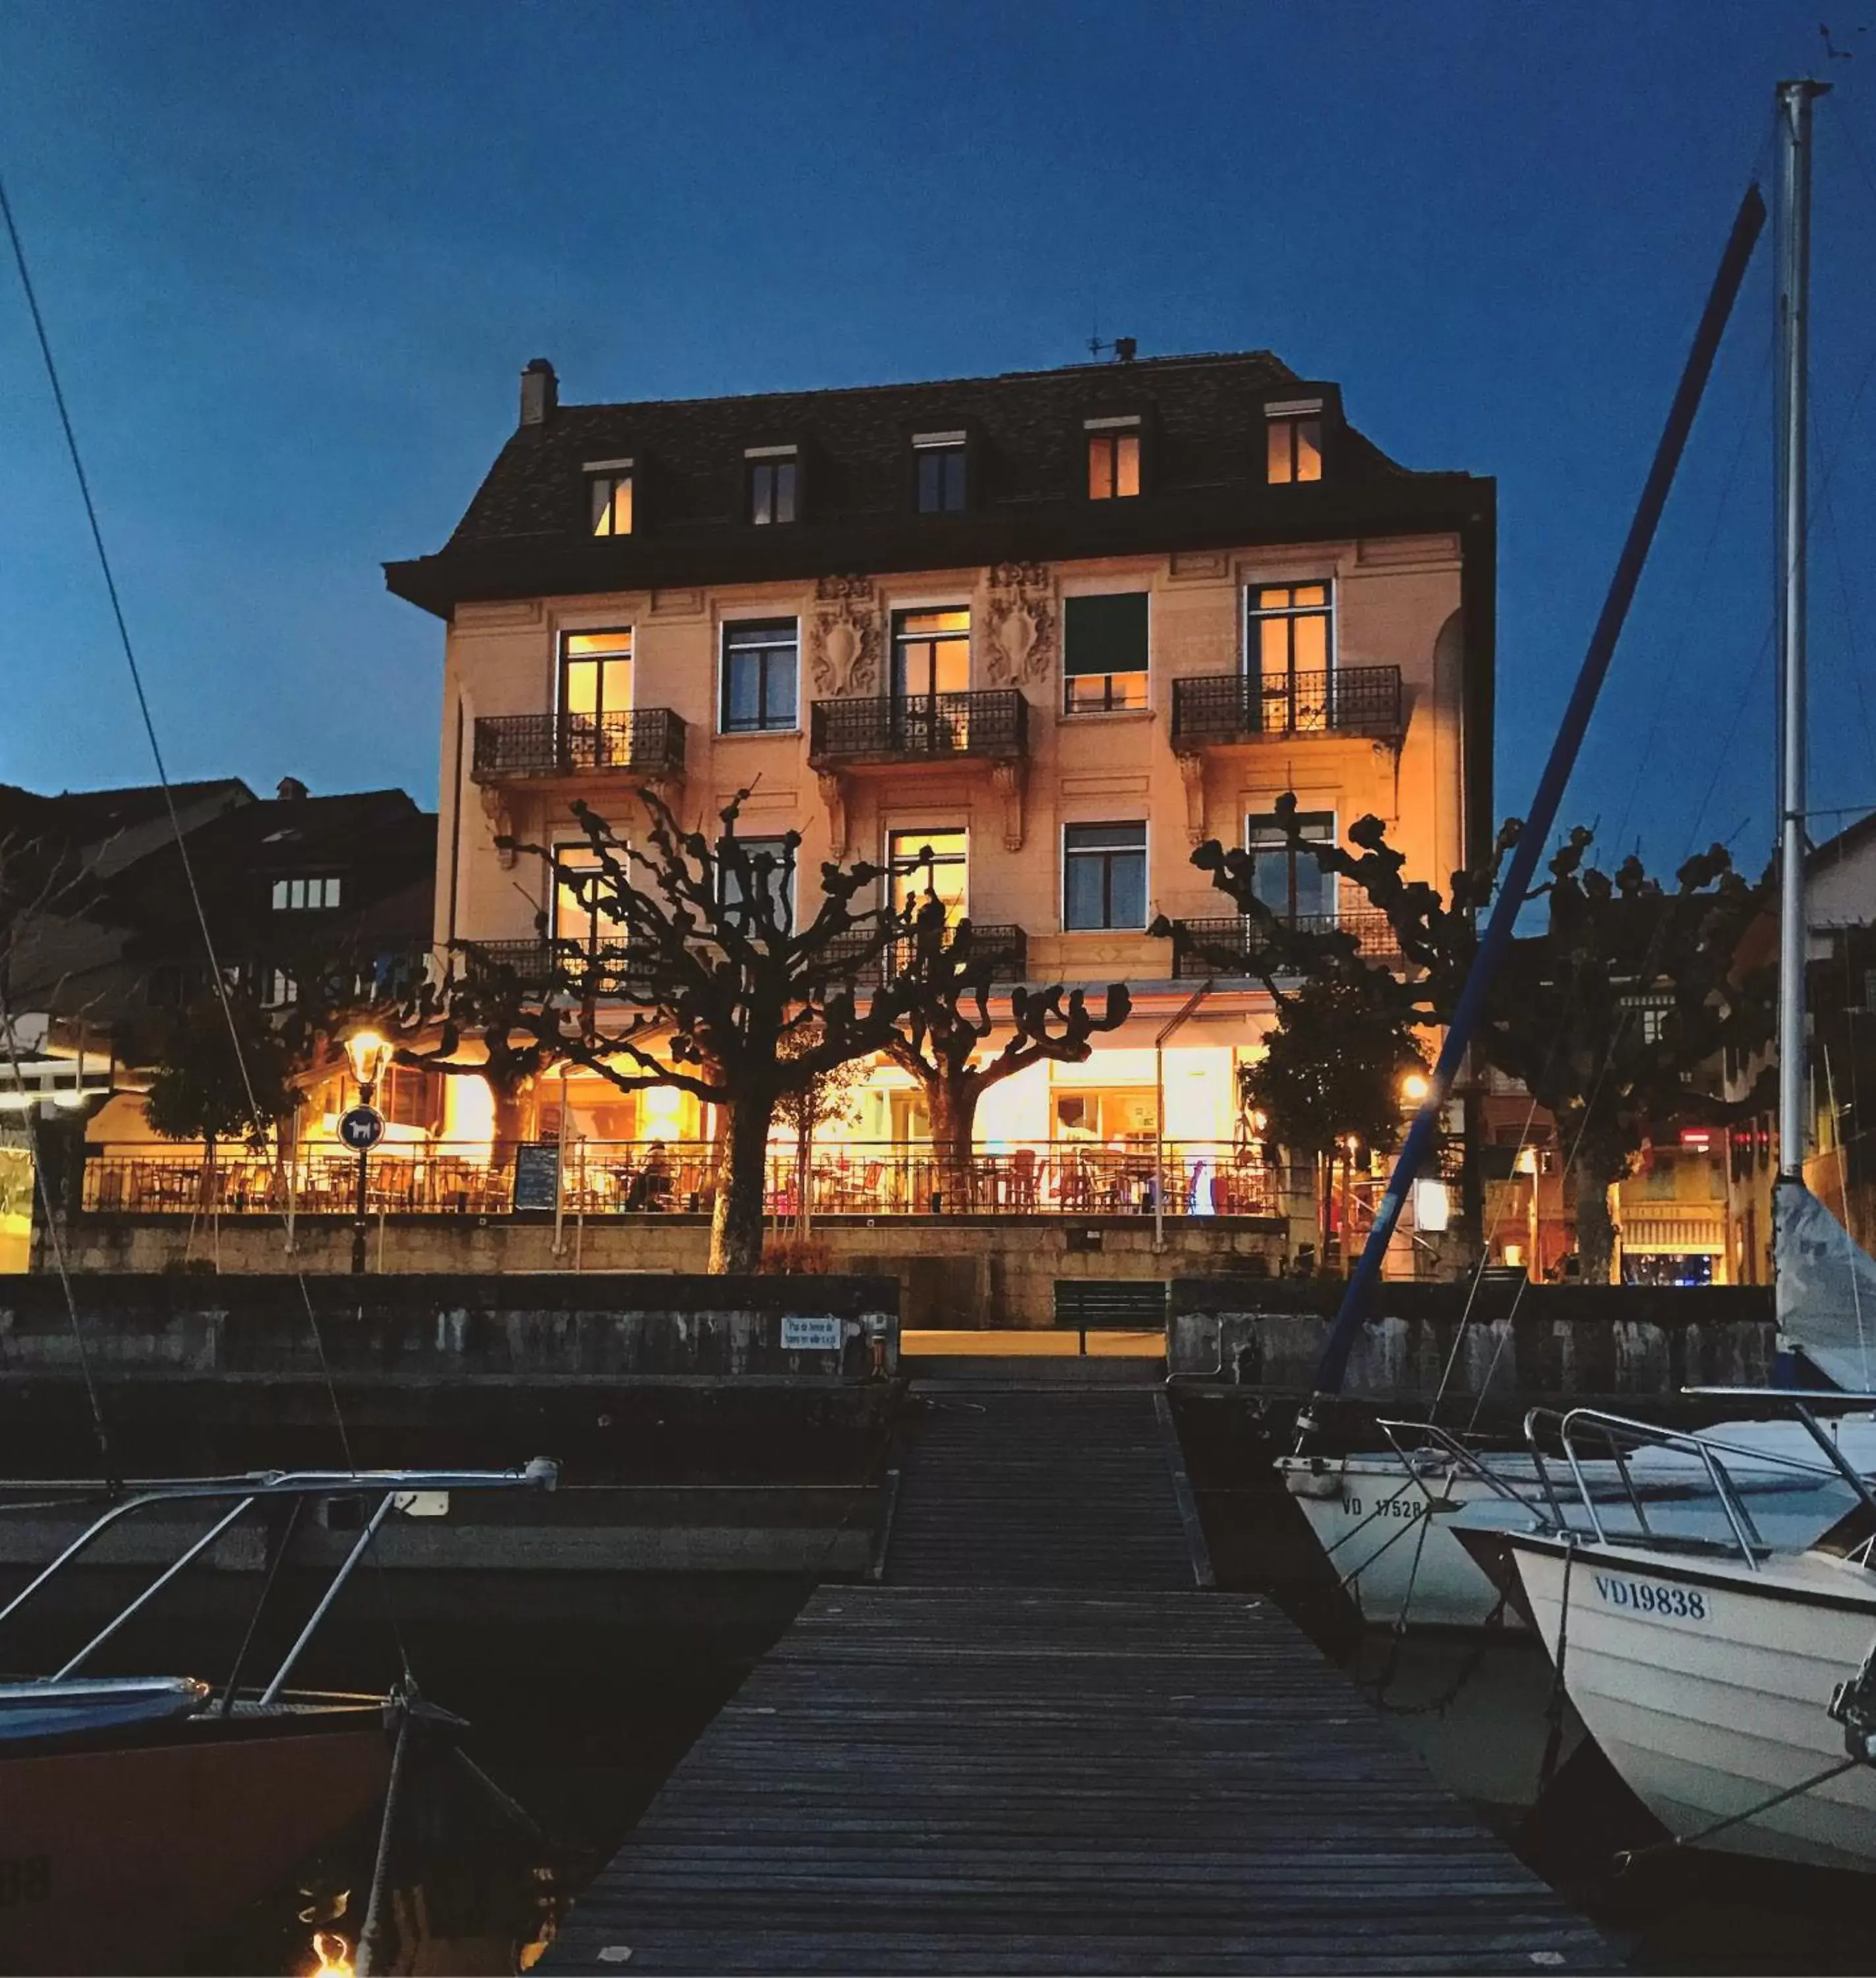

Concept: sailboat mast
[[1776, 78, 1826, 1182]]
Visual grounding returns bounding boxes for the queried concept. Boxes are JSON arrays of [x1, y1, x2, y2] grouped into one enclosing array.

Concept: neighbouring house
[[2, 777, 435, 1257]]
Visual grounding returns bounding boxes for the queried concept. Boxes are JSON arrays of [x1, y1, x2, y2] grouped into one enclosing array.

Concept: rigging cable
[[0, 160, 411, 1681]]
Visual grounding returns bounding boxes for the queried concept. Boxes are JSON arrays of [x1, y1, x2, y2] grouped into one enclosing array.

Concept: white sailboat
[[1481, 78, 1876, 1873]]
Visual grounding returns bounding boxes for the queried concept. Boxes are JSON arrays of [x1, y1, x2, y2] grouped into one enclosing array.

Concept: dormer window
[[272, 876, 342, 911], [587, 458, 635, 536], [1085, 416, 1142, 500], [1264, 400, 1323, 485], [746, 446, 798, 525], [912, 431, 968, 514]]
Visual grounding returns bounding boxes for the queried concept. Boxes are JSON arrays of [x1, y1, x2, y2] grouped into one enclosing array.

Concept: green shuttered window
[[1063, 593, 1149, 715]]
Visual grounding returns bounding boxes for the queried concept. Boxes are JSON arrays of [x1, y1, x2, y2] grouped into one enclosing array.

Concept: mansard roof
[[384, 349, 1493, 618]]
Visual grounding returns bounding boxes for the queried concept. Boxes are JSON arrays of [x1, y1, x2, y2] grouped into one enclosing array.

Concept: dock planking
[[547, 1386, 1608, 1973]]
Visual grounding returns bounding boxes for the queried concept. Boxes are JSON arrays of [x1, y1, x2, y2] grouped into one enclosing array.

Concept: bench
[[1051, 1280, 1169, 1355]]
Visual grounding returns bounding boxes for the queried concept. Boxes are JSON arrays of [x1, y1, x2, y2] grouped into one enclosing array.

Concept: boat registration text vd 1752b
[[1593, 1574, 1709, 1620]]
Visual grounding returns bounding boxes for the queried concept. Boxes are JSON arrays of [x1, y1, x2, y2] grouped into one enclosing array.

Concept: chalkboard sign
[[512, 1142, 560, 1213]]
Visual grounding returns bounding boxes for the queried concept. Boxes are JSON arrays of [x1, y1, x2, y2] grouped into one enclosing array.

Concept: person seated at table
[[625, 1141, 673, 1211]]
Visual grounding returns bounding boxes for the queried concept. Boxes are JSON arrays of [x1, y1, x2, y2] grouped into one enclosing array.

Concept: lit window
[[271, 876, 342, 911], [892, 610, 970, 698], [1265, 400, 1324, 485], [720, 835, 795, 927], [264, 971, 298, 1007], [1063, 822, 1147, 931], [1247, 583, 1334, 729], [889, 829, 968, 921], [587, 460, 634, 537], [746, 448, 798, 525], [721, 619, 800, 734], [1064, 593, 1149, 713], [912, 431, 968, 513], [1086, 418, 1142, 500], [552, 843, 608, 951], [1245, 812, 1335, 922]]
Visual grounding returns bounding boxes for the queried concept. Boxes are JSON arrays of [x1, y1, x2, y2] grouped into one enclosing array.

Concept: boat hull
[[1280, 1422, 1876, 1631], [0, 1704, 392, 1974], [1507, 1532, 1876, 1874]]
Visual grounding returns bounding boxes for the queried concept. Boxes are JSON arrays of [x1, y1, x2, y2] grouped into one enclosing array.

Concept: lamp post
[[343, 1030, 390, 1276]]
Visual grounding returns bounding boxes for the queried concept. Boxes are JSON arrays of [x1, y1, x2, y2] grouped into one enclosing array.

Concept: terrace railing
[[825, 924, 1028, 985], [471, 709, 686, 783], [809, 690, 1028, 767], [1169, 909, 1401, 976], [455, 938, 635, 996], [1170, 666, 1403, 748], [80, 1139, 1285, 1221]]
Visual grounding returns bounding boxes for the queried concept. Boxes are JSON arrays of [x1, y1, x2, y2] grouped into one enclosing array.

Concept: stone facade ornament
[[1176, 752, 1207, 847], [816, 771, 851, 862], [479, 783, 518, 870], [810, 575, 881, 698], [983, 562, 1057, 686]]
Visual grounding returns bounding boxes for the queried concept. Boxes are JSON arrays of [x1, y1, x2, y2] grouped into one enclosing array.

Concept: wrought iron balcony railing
[[1169, 909, 1401, 978], [1170, 667, 1403, 748], [471, 709, 686, 783], [809, 690, 1028, 768], [825, 923, 1029, 985], [457, 937, 634, 996]]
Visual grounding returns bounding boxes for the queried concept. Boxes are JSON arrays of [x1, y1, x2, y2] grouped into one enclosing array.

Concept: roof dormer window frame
[[1263, 398, 1325, 486], [744, 442, 801, 527], [585, 456, 636, 536], [1083, 412, 1144, 502], [910, 427, 972, 516]]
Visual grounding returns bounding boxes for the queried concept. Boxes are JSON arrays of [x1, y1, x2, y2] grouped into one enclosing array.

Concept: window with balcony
[[1063, 593, 1149, 713], [912, 431, 968, 513], [587, 460, 635, 536], [1063, 821, 1147, 931], [889, 828, 968, 921], [1247, 582, 1334, 727], [746, 447, 798, 525], [561, 630, 633, 762], [1265, 400, 1324, 484], [720, 835, 796, 928], [553, 843, 609, 953], [272, 876, 341, 911], [720, 618, 800, 734], [1245, 812, 1335, 921], [893, 609, 970, 699], [1085, 417, 1141, 500]]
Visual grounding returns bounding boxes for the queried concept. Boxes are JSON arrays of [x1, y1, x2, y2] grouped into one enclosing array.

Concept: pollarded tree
[[1181, 794, 1773, 1283], [142, 988, 299, 1173], [1237, 970, 1426, 1258], [880, 893, 1130, 1203], [446, 788, 910, 1273]]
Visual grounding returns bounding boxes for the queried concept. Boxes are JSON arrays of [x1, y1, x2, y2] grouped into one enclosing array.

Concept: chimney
[[1113, 336, 1137, 363], [519, 357, 558, 427], [276, 776, 308, 801]]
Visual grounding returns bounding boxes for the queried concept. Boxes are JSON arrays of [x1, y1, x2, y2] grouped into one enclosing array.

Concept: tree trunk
[[796, 1115, 813, 1238], [710, 1093, 775, 1273], [1575, 1134, 1626, 1286], [927, 1075, 978, 1211], [490, 1083, 527, 1166]]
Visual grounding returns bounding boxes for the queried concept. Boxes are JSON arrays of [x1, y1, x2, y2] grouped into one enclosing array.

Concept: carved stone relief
[[479, 784, 517, 870], [983, 562, 1057, 686], [810, 575, 882, 697], [816, 771, 851, 861]]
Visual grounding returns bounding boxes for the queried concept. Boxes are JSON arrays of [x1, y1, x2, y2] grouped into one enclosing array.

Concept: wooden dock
[[547, 1383, 1608, 1973]]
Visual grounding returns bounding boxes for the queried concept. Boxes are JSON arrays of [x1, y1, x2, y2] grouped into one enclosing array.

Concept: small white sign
[[782, 1315, 842, 1352]]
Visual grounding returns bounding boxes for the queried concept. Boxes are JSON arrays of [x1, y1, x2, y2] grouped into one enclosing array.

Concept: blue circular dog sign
[[338, 1105, 386, 1152]]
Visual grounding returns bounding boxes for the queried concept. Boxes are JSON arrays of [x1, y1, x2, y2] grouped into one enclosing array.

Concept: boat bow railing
[[0, 1461, 560, 1700]]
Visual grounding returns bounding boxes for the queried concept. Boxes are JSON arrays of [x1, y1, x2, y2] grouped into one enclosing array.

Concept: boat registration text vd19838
[[1593, 1574, 1710, 1621]]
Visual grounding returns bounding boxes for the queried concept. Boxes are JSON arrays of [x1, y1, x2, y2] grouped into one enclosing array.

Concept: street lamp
[[1400, 1069, 1432, 1105], [343, 1029, 390, 1274]]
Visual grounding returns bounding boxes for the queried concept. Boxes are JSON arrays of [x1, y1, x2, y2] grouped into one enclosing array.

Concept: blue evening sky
[[5, 0, 1876, 881]]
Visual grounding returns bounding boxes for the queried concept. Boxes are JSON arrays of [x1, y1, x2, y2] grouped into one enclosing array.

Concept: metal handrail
[[0, 1462, 560, 1675], [1374, 1417, 1562, 1524], [1517, 1406, 1871, 1569]]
